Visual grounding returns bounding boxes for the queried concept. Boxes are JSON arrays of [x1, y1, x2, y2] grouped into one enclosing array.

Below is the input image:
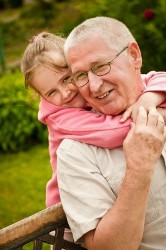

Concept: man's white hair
[[64, 16, 136, 59]]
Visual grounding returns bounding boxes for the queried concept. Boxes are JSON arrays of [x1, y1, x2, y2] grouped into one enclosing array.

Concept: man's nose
[[88, 71, 103, 92]]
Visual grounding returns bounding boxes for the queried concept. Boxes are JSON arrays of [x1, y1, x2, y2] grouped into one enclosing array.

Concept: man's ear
[[128, 42, 142, 69]]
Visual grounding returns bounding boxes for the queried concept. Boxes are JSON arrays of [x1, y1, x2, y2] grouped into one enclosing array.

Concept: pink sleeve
[[142, 71, 166, 107], [45, 106, 131, 149], [143, 71, 166, 92]]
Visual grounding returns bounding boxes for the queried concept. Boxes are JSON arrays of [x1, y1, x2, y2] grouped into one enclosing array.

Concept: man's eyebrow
[[72, 59, 107, 74]]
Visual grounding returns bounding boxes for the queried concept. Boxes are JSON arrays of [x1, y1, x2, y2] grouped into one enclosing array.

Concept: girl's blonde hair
[[21, 31, 66, 89]]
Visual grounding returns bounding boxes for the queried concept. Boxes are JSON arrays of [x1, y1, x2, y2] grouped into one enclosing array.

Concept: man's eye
[[94, 64, 109, 74], [76, 72, 87, 81]]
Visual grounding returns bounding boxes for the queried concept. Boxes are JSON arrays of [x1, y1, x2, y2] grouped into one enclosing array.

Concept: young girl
[[21, 32, 166, 208]]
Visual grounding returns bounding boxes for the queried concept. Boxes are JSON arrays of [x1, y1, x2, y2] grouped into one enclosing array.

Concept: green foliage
[[0, 70, 48, 152], [1, 19, 24, 46], [0, 1, 84, 63], [0, 0, 23, 9], [77, 0, 166, 73], [20, 0, 58, 27]]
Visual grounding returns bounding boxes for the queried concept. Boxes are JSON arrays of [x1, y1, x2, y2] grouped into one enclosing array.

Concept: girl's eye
[[47, 89, 57, 97], [63, 76, 72, 84]]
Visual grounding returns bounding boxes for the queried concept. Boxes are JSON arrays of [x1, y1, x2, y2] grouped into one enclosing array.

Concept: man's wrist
[[125, 168, 153, 191]]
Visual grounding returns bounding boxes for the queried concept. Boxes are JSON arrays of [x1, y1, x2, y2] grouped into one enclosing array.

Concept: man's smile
[[96, 90, 113, 99]]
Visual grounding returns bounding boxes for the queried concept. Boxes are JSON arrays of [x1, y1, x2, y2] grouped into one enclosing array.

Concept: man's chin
[[101, 108, 121, 116]]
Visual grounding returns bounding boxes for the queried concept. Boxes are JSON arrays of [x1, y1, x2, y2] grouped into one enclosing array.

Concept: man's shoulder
[[57, 139, 96, 157], [58, 138, 88, 150], [58, 138, 75, 149], [57, 139, 124, 159]]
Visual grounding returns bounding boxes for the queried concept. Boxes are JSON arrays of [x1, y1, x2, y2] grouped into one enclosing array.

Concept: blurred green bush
[[20, 0, 58, 27], [0, 0, 23, 9], [0, 70, 47, 152]]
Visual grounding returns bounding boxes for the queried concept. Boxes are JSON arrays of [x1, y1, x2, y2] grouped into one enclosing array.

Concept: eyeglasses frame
[[72, 45, 128, 87]]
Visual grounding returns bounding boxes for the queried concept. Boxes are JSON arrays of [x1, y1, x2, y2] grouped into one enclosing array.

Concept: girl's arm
[[43, 105, 131, 149], [143, 71, 166, 92], [121, 71, 166, 122]]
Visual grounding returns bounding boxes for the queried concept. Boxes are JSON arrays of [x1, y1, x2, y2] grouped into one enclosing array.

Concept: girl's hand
[[120, 106, 133, 123], [120, 102, 144, 123], [120, 92, 166, 123]]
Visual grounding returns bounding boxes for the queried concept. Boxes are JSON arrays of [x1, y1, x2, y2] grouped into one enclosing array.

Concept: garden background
[[0, 0, 165, 233]]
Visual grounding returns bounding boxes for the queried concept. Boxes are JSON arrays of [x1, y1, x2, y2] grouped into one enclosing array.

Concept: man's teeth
[[97, 91, 110, 99]]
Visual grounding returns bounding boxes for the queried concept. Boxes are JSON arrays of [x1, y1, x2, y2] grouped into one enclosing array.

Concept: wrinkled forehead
[[66, 35, 114, 73]]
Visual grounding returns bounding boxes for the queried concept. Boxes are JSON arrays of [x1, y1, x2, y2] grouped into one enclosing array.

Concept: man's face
[[67, 35, 143, 115]]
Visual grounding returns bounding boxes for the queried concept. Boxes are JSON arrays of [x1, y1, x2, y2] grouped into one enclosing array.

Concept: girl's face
[[32, 64, 87, 108]]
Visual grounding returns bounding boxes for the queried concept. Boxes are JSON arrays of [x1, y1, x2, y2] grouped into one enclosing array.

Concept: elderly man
[[57, 16, 166, 250]]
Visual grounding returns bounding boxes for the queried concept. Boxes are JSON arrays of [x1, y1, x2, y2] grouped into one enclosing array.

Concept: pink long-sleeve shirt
[[38, 71, 166, 207]]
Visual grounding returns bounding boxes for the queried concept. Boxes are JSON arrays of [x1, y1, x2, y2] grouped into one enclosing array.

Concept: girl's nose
[[61, 88, 72, 99]]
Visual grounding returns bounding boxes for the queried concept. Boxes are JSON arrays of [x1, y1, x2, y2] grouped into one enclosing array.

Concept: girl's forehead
[[46, 51, 66, 65]]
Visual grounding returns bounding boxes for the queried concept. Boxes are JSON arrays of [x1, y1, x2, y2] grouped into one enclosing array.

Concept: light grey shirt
[[57, 139, 166, 250]]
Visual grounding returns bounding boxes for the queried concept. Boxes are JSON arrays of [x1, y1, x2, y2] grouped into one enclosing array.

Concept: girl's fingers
[[120, 106, 132, 123]]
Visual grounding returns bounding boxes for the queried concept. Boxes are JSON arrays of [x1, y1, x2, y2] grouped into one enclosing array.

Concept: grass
[[0, 143, 52, 229]]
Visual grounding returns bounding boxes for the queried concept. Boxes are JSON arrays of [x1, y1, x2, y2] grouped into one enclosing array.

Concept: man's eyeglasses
[[72, 46, 128, 88]]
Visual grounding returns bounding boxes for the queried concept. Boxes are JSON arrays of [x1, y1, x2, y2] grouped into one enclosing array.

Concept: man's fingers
[[164, 127, 166, 142], [147, 107, 165, 135], [135, 106, 147, 126], [156, 113, 165, 134], [147, 107, 158, 128]]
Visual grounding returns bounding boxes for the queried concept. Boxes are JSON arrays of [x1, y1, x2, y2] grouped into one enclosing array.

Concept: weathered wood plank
[[0, 203, 67, 249]]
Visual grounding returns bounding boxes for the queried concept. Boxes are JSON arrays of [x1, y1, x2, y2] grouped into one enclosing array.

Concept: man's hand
[[123, 106, 166, 174], [157, 107, 166, 122]]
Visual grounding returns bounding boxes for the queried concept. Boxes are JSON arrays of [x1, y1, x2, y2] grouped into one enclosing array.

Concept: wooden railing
[[0, 203, 87, 250]]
